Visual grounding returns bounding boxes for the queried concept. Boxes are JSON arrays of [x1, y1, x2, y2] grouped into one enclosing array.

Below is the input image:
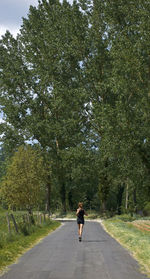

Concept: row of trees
[[0, 0, 150, 215]]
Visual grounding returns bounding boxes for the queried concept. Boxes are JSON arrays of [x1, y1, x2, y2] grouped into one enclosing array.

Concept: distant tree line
[[0, 0, 150, 215]]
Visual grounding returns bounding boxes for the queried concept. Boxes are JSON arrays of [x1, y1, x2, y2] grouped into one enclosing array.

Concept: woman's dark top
[[77, 209, 85, 224]]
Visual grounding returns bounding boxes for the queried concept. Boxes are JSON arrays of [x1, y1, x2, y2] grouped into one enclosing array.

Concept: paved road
[[0, 221, 148, 279]]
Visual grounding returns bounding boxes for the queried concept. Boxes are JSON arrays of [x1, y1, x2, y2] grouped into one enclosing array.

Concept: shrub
[[143, 202, 150, 216]]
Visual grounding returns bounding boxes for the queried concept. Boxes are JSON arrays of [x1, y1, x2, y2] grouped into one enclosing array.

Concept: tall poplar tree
[[1, 0, 150, 214], [0, 0, 89, 211], [79, 0, 150, 212]]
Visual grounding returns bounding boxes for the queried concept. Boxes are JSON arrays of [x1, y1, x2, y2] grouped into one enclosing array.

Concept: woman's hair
[[78, 202, 83, 208]]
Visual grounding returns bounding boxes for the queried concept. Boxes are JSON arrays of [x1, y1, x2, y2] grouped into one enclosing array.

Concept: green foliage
[[109, 214, 137, 222], [143, 202, 150, 216], [0, 210, 60, 272], [0, 0, 150, 214], [0, 145, 46, 211], [82, 0, 150, 213]]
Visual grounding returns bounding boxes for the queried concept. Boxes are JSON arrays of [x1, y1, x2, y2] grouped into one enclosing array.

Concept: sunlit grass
[[53, 210, 102, 219], [0, 211, 60, 274], [103, 217, 150, 277]]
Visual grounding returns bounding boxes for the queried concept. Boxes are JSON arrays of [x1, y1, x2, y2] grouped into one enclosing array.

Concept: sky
[[0, 0, 73, 38], [0, 0, 40, 38]]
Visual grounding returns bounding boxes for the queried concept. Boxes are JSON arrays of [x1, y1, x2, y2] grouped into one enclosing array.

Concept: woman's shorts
[[77, 218, 84, 225]]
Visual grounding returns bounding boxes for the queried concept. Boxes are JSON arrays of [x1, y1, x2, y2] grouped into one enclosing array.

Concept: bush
[[0, 233, 6, 248], [111, 214, 136, 222], [143, 202, 150, 216], [19, 223, 30, 236]]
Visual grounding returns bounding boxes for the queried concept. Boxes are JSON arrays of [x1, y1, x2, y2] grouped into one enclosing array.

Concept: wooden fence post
[[27, 214, 30, 224], [22, 215, 26, 224], [39, 214, 42, 224], [10, 214, 19, 233], [43, 213, 46, 223], [6, 213, 11, 234]]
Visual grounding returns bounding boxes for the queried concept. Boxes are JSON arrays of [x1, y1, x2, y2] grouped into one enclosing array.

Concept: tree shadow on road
[[82, 240, 107, 243]]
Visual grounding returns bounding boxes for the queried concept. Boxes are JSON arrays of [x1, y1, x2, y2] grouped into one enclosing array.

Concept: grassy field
[[102, 215, 150, 277], [0, 209, 60, 274], [52, 209, 102, 219]]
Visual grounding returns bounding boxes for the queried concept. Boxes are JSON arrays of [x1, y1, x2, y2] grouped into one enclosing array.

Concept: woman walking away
[[76, 202, 88, 242]]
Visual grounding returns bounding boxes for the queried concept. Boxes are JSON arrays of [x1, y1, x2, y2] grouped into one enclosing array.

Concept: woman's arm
[[76, 208, 80, 216], [84, 210, 88, 216]]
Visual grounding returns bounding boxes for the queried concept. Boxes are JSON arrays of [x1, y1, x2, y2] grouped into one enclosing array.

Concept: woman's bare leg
[[80, 224, 84, 237], [78, 224, 80, 236]]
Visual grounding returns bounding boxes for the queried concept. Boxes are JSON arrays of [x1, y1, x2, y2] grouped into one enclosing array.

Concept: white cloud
[[0, 0, 38, 38], [0, 115, 5, 125], [0, 0, 39, 25], [0, 0, 73, 38], [0, 24, 19, 38]]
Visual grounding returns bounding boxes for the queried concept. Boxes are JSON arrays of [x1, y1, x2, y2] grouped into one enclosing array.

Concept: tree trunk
[[133, 188, 137, 213], [55, 138, 66, 212], [68, 190, 73, 210], [27, 207, 35, 224], [60, 182, 66, 212], [125, 182, 129, 210], [117, 185, 124, 215], [46, 175, 51, 215], [101, 200, 106, 213], [6, 213, 11, 234]]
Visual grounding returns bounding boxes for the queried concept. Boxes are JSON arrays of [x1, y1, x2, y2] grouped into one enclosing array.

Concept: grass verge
[[0, 219, 60, 274], [52, 210, 102, 220], [102, 217, 150, 277]]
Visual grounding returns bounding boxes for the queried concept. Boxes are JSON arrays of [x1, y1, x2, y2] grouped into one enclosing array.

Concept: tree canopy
[[0, 145, 45, 212], [0, 0, 150, 214]]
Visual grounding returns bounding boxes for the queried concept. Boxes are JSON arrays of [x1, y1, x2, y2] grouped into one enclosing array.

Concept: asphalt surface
[[0, 221, 148, 279]]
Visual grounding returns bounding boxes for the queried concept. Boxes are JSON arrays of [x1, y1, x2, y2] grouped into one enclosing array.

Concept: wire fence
[[0, 212, 51, 248]]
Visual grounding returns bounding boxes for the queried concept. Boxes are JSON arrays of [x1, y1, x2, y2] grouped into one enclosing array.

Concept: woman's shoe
[[79, 236, 82, 242]]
